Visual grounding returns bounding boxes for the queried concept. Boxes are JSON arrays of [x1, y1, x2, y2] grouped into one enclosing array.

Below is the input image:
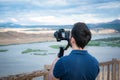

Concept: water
[[0, 33, 120, 77], [0, 41, 120, 77]]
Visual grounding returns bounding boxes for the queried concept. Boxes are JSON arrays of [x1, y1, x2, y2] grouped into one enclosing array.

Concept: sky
[[0, 0, 120, 25]]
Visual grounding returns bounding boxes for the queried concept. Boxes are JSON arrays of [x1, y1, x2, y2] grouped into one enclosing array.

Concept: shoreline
[[0, 40, 55, 46], [0, 35, 56, 46], [0, 28, 56, 45]]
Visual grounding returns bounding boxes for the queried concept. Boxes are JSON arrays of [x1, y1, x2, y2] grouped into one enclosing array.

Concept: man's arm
[[49, 57, 60, 80]]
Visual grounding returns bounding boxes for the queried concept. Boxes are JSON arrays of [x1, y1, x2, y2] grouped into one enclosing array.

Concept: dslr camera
[[54, 29, 71, 58], [54, 29, 70, 42]]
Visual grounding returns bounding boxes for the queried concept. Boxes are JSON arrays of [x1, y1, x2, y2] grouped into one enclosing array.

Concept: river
[[0, 34, 120, 77]]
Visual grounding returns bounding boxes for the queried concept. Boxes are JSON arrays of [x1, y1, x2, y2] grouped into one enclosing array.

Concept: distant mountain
[[87, 19, 120, 32], [109, 19, 120, 24], [0, 22, 22, 28], [0, 22, 73, 29], [0, 19, 120, 32]]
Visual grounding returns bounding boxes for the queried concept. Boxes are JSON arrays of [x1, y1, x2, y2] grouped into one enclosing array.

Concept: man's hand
[[48, 57, 60, 80]]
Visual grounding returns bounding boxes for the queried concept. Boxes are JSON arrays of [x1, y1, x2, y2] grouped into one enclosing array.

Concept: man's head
[[71, 22, 91, 49]]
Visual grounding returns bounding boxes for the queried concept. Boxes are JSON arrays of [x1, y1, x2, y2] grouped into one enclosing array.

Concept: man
[[49, 22, 100, 80]]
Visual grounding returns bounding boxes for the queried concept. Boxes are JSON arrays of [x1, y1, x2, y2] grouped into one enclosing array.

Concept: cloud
[[0, 0, 120, 25], [10, 18, 18, 22], [29, 16, 56, 23], [0, 20, 4, 22], [97, 1, 120, 9], [0, 18, 19, 23], [27, 14, 112, 25], [32, 0, 68, 7], [29, 16, 75, 25]]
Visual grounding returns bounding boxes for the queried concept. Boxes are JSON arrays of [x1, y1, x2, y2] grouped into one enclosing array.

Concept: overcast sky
[[0, 0, 120, 25]]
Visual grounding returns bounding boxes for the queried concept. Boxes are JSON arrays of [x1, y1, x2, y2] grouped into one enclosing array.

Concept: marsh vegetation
[[49, 37, 120, 49]]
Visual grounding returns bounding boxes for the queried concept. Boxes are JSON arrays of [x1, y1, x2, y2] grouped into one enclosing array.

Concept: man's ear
[[71, 37, 76, 44]]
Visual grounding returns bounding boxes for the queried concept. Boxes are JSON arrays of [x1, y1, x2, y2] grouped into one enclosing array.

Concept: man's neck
[[72, 45, 83, 50]]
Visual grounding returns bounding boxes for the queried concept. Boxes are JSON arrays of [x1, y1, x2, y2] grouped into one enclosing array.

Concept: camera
[[54, 29, 71, 49], [54, 29, 71, 58], [54, 29, 70, 42]]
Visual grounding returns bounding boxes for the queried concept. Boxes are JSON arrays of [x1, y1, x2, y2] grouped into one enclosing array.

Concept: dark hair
[[71, 22, 91, 49]]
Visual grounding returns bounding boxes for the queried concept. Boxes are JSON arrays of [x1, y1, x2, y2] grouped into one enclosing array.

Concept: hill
[[87, 19, 120, 32], [0, 22, 23, 28], [0, 19, 120, 32]]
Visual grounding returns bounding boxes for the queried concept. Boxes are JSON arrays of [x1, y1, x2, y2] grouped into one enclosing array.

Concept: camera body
[[54, 29, 71, 58], [54, 29, 70, 42]]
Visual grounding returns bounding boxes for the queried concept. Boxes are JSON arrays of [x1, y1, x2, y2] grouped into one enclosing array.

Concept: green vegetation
[[22, 48, 48, 55], [88, 41, 101, 46], [88, 37, 120, 47], [0, 49, 8, 52], [49, 45, 65, 49], [49, 45, 60, 49], [50, 37, 120, 49], [22, 48, 44, 54]]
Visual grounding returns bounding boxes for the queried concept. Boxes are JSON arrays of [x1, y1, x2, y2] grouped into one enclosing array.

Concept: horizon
[[0, 18, 120, 26], [0, 0, 120, 25]]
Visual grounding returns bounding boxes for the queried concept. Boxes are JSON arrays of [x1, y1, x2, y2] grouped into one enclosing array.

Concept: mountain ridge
[[0, 19, 120, 32]]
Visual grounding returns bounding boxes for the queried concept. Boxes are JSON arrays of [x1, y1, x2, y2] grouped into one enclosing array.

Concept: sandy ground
[[0, 28, 56, 45]]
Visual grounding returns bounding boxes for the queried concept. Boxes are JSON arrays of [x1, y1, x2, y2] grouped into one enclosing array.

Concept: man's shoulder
[[60, 55, 70, 60], [86, 53, 99, 66], [58, 54, 71, 63]]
